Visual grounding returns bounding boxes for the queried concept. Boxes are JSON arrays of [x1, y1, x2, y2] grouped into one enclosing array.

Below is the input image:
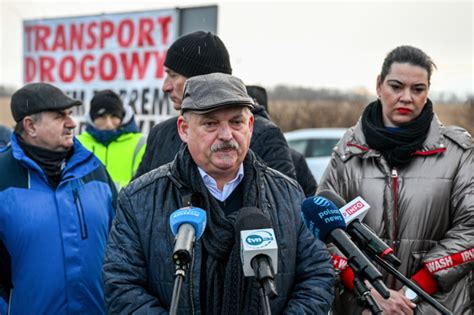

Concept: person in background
[[288, 147, 317, 197], [103, 73, 335, 314], [0, 83, 116, 314], [77, 89, 146, 189], [0, 125, 12, 147], [134, 31, 297, 180], [246, 85, 317, 196], [318, 45, 473, 315]]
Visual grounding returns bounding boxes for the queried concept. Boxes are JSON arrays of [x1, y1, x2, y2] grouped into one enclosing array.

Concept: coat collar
[[334, 114, 448, 162]]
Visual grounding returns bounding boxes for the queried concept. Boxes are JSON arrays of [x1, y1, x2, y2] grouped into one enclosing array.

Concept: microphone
[[169, 207, 207, 267], [235, 207, 278, 299], [301, 196, 390, 299], [318, 190, 401, 267]]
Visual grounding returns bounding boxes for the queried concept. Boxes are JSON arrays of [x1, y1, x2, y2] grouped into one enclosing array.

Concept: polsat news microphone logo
[[245, 231, 274, 249]]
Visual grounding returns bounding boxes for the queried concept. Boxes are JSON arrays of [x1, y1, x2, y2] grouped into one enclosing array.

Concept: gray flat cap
[[181, 73, 254, 114]]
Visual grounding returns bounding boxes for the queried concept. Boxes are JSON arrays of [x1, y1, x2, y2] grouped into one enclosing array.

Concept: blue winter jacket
[[0, 134, 116, 314]]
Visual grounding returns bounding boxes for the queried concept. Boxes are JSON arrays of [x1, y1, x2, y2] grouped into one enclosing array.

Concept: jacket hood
[[251, 104, 270, 120]]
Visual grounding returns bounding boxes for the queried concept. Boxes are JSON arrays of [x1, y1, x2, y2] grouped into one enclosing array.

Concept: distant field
[[270, 100, 473, 135], [1, 96, 472, 136], [0, 97, 14, 127]]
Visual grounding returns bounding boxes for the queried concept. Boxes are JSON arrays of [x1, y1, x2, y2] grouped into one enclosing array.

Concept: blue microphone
[[301, 196, 390, 299], [169, 207, 207, 267], [317, 190, 401, 267]]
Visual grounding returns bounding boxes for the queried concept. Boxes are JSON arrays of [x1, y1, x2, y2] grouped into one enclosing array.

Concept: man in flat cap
[[0, 83, 116, 314], [103, 73, 334, 314], [134, 30, 297, 181]]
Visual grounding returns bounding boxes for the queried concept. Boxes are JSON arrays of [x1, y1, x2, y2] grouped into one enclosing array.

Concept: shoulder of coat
[[442, 125, 473, 150]]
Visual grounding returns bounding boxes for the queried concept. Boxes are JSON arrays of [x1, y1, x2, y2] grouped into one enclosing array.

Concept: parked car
[[284, 128, 346, 182]]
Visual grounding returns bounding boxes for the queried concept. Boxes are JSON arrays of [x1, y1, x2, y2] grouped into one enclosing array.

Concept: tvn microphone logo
[[245, 231, 274, 249]]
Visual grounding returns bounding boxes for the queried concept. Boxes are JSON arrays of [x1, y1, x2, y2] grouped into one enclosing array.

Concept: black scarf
[[361, 99, 434, 167], [17, 134, 72, 188], [173, 146, 262, 315]]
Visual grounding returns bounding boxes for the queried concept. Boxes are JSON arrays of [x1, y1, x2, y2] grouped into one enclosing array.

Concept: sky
[[1, 0, 473, 98]]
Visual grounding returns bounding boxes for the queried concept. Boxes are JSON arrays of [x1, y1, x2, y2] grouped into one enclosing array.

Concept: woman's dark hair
[[380, 45, 437, 84]]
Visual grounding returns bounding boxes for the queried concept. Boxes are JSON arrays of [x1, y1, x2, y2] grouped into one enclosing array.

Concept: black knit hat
[[11, 83, 82, 122], [90, 90, 124, 121], [164, 31, 232, 78]]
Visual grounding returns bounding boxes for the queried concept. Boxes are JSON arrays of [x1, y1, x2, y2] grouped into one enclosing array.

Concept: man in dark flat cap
[[0, 83, 116, 314], [103, 73, 334, 314], [134, 31, 297, 181]]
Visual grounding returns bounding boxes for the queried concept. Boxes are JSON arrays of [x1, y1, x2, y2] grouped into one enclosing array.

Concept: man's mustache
[[211, 140, 240, 152], [64, 128, 75, 135]]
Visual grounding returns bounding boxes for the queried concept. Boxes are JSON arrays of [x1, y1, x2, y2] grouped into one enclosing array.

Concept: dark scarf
[[17, 134, 72, 188], [86, 117, 139, 146], [361, 99, 434, 167], [173, 146, 263, 315]]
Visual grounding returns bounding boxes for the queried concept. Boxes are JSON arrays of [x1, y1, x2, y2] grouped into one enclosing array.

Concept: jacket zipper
[[105, 146, 108, 167], [391, 168, 399, 241], [73, 189, 88, 240], [7, 288, 12, 315], [390, 168, 399, 289]]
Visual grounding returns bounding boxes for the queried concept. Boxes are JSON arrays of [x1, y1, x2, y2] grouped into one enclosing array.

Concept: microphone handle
[[173, 223, 196, 267], [370, 254, 453, 315], [348, 221, 401, 267], [251, 255, 278, 299], [329, 229, 390, 299], [353, 276, 382, 314]]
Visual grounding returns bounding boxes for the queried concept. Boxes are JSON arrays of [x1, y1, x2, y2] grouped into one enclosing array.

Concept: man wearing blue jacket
[[0, 83, 116, 314], [103, 73, 334, 314]]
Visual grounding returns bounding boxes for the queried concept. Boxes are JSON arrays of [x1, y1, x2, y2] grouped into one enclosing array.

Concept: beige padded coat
[[318, 115, 473, 314]]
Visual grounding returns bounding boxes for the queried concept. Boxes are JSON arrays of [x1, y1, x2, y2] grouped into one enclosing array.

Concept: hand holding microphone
[[314, 191, 453, 315]]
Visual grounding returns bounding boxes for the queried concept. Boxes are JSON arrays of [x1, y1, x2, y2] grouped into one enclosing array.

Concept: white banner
[[23, 9, 180, 134]]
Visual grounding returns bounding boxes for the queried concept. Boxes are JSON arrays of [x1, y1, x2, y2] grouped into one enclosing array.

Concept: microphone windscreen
[[317, 189, 346, 209], [301, 196, 346, 242], [235, 207, 271, 233], [169, 207, 207, 240]]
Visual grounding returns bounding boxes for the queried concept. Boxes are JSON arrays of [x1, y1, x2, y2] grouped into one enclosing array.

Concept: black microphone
[[235, 207, 278, 299], [301, 196, 390, 299], [318, 190, 401, 267]]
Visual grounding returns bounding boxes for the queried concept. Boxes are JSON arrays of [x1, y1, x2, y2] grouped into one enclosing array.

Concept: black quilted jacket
[[103, 149, 334, 314]]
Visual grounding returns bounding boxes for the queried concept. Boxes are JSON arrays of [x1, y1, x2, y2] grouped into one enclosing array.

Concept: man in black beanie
[[89, 90, 125, 127], [77, 89, 146, 189], [134, 31, 296, 180]]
